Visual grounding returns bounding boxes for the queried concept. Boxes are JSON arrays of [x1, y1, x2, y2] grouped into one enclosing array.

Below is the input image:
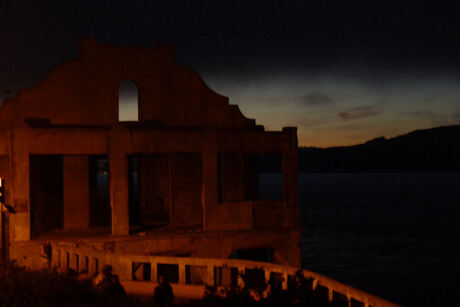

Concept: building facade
[[0, 39, 300, 270]]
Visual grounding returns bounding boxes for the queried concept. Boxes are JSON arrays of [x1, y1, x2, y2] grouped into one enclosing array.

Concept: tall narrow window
[[118, 80, 139, 121]]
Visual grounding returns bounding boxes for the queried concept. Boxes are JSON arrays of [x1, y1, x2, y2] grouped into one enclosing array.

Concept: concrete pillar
[[60, 250, 67, 268], [11, 148, 30, 241], [282, 272, 288, 290], [151, 262, 157, 282], [79, 255, 88, 273], [51, 249, 58, 268], [63, 156, 90, 230], [264, 270, 271, 284], [328, 288, 333, 302], [282, 127, 299, 226], [201, 131, 218, 231], [109, 133, 129, 236], [179, 263, 186, 284], [312, 278, 318, 290], [69, 253, 78, 271], [206, 264, 215, 286], [0, 155, 10, 254], [89, 257, 99, 275], [364, 297, 369, 307], [237, 267, 245, 288]]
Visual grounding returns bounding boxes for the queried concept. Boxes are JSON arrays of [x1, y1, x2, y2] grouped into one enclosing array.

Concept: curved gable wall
[[0, 39, 255, 128]]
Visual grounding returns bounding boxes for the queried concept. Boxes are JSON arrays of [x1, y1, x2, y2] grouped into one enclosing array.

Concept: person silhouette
[[153, 275, 174, 307], [93, 265, 126, 297]]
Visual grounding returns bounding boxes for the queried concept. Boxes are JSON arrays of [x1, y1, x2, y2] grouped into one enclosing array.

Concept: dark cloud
[[339, 106, 378, 121], [300, 91, 333, 106]]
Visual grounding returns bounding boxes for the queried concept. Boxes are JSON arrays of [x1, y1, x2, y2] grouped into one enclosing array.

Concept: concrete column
[[50, 249, 58, 268], [151, 262, 157, 282], [206, 264, 215, 286], [328, 288, 333, 302], [312, 278, 318, 290], [61, 251, 67, 268], [109, 132, 129, 236], [237, 267, 245, 288], [364, 297, 370, 307], [89, 257, 98, 275], [201, 130, 219, 231], [264, 270, 271, 284], [282, 272, 288, 290], [11, 148, 30, 241], [282, 127, 299, 227], [179, 263, 186, 284], [0, 155, 10, 253], [63, 156, 90, 230], [69, 253, 78, 271], [79, 255, 88, 273], [112, 258, 131, 281]]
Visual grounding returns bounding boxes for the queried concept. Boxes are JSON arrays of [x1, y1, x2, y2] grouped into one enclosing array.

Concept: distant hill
[[298, 125, 460, 172]]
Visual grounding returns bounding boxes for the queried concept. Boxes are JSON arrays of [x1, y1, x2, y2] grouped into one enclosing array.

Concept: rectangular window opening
[[258, 153, 283, 200], [218, 153, 283, 202], [132, 262, 151, 281], [185, 265, 206, 285], [157, 263, 179, 284]]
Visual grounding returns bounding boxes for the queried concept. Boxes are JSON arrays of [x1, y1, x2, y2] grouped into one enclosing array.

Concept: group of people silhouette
[[92, 265, 174, 306]]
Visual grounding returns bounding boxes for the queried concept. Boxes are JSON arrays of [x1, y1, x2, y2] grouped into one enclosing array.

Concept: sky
[[1, 1, 459, 147]]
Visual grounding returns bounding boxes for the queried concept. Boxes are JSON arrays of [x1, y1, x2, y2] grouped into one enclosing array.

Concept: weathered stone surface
[[0, 39, 299, 268]]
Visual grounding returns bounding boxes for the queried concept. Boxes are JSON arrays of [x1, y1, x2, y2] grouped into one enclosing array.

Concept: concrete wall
[[48, 227, 301, 268], [139, 155, 170, 225], [0, 40, 300, 270], [0, 39, 254, 129], [170, 154, 202, 226]]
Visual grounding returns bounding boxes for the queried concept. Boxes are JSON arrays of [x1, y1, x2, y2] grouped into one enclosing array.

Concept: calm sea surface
[[261, 173, 460, 307]]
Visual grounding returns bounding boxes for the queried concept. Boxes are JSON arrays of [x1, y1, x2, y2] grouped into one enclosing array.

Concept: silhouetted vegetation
[[0, 260, 137, 306], [182, 270, 348, 307]]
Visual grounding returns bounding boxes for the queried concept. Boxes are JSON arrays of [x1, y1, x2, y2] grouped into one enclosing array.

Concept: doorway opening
[[30, 155, 63, 238], [89, 156, 111, 227]]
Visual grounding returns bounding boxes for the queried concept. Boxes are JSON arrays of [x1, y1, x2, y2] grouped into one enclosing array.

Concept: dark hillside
[[297, 125, 460, 172]]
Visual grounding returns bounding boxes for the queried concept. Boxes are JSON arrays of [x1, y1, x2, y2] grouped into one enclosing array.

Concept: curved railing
[[50, 243, 401, 307]]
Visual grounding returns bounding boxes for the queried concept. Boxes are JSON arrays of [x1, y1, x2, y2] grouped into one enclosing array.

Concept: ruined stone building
[[0, 39, 300, 270]]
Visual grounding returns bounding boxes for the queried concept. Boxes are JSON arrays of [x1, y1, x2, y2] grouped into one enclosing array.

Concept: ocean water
[[294, 173, 460, 307]]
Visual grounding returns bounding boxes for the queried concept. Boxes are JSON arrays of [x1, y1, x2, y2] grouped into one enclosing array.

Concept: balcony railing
[[51, 243, 400, 307]]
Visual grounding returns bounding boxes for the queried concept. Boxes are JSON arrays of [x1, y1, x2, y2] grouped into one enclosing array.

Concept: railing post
[[69, 254, 78, 272], [328, 288, 333, 302], [51, 249, 59, 268], [364, 297, 370, 307], [179, 263, 186, 284], [78, 255, 86, 273], [312, 278, 318, 290], [207, 265, 215, 286], [282, 272, 288, 290], [237, 266, 245, 288], [151, 262, 157, 282], [89, 258, 98, 275], [264, 270, 271, 284]]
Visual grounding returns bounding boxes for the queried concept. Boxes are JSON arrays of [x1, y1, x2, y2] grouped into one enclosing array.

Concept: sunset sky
[[1, 1, 459, 147]]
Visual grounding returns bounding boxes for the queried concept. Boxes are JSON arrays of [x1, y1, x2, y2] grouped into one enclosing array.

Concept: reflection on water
[[262, 172, 460, 307]]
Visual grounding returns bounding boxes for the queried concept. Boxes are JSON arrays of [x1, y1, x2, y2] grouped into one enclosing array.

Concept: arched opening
[[118, 80, 139, 121]]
